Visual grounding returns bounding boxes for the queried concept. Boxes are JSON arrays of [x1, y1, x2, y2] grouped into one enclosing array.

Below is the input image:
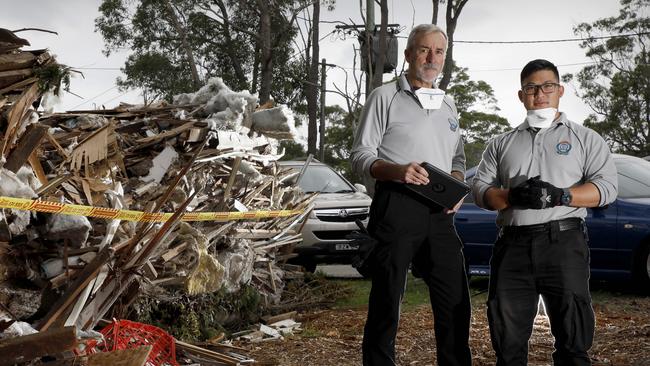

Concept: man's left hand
[[508, 176, 563, 209], [445, 196, 465, 214]]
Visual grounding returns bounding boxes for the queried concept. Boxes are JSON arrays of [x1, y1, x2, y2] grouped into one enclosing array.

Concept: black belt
[[503, 218, 583, 235]]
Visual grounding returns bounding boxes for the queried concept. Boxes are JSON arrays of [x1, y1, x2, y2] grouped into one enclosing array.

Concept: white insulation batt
[[251, 105, 297, 139], [174, 77, 258, 128], [217, 239, 256, 293]]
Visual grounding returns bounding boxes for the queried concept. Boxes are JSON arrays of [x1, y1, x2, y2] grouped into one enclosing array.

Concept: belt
[[503, 218, 583, 235]]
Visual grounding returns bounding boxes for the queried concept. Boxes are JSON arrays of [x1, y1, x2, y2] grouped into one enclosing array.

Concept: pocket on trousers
[[569, 231, 590, 265], [566, 293, 595, 352]]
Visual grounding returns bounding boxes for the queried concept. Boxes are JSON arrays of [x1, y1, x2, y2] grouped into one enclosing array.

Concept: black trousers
[[487, 220, 594, 366], [362, 182, 472, 366]]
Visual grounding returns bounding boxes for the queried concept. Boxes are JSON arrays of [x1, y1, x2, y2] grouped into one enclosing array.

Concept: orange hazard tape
[[0, 196, 302, 223]]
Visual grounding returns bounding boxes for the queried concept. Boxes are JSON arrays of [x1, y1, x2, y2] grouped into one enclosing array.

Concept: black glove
[[508, 176, 564, 209]]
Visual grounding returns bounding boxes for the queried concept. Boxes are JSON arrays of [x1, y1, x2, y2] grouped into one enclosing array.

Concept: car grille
[[314, 207, 370, 223], [313, 230, 356, 240]]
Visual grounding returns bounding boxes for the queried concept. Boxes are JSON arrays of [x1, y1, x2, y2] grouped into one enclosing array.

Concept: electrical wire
[[394, 32, 649, 44]]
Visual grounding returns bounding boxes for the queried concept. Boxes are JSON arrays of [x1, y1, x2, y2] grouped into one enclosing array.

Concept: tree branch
[[12, 28, 58, 35]]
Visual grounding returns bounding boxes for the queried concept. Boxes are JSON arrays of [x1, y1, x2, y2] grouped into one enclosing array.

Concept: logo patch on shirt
[[448, 118, 458, 132], [556, 141, 572, 155]]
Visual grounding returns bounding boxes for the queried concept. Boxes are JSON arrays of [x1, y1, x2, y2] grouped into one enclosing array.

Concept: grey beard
[[416, 63, 440, 83]]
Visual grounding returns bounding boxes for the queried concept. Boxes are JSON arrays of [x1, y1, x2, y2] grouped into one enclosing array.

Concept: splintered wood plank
[[1, 82, 39, 157], [175, 340, 241, 365], [135, 121, 194, 144], [28, 149, 48, 185], [0, 68, 33, 89], [87, 345, 152, 366], [219, 156, 242, 211], [0, 76, 38, 95], [0, 52, 36, 72], [4, 123, 49, 173], [0, 326, 77, 366]]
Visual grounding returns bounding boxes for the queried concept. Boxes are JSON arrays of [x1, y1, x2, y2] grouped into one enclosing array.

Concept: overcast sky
[[4, 0, 625, 129]]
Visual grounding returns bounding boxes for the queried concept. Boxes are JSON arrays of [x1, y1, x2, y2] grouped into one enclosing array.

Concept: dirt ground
[[241, 282, 650, 365]]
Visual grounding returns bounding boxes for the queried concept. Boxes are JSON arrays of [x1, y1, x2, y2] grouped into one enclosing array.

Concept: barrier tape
[[0, 196, 302, 223]]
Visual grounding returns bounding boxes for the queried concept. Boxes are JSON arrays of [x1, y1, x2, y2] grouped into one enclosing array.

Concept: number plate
[[335, 243, 359, 251]]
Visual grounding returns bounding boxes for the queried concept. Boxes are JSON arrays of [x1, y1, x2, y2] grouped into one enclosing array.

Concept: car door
[[584, 202, 621, 277], [455, 192, 499, 276]]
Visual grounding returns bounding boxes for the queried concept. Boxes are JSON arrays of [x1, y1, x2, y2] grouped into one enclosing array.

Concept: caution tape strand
[[0, 196, 302, 222]]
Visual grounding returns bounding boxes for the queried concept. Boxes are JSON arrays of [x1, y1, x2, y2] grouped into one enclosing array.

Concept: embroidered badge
[[556, 141, 572, 155], [448, 118, 458, 132]]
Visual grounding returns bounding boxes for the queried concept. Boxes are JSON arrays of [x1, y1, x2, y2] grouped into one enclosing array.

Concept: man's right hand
[[400, 162, 429, 185], [370, 160, 429, 184]]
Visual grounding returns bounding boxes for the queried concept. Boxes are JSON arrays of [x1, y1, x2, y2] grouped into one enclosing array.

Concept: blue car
[[456, 154, 650, 286]]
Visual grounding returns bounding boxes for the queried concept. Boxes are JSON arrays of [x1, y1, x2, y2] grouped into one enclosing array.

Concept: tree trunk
[[307, 0, 320, 155], [164, 0, 201, 89], [215, 0, 248, 90], [257, 0, 273, 104], [252, 43, 260, 93], [439, 0, 469, 91], [371, 0, 388, 90], [431, 0, 440, 25]]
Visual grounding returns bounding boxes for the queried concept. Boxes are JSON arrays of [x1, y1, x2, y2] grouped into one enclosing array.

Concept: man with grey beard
[[351, 24, 471, 366]]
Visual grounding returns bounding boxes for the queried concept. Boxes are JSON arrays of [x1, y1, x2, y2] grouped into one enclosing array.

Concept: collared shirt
[[472, 113, 618, 227], [350, 74, 466, 195]]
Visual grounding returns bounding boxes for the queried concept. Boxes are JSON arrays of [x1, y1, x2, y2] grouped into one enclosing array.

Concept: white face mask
[[415, 88, 445, 109], [526, 107, 558, 128]]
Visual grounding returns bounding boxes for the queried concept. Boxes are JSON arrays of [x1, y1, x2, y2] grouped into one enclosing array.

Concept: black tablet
[[404, 162, 470, 208]]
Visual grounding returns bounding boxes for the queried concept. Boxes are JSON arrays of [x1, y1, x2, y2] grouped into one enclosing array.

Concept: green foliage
[[117, 51, 196, 102], [446, 63, 511, 168], [34, 63, 73, 95], [279, 140, 307, 161], [95, 0, 307, 106], [130, 285, 262, 342], [333, 273, 431, 311], [563, 0, 650, 156], [322, 105, 360, 182]]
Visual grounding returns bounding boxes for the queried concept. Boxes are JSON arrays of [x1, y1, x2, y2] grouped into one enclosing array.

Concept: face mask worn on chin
[[415, 88, 445, 110], [526, 107, 558, 128]]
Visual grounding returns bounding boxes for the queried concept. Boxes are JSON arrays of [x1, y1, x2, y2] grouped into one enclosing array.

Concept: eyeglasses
[[522, 82, 560, 95]]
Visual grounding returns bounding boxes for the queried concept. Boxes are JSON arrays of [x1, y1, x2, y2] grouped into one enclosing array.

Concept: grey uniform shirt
[[351, 74, 465, 195], [472, 113, 618, 227]]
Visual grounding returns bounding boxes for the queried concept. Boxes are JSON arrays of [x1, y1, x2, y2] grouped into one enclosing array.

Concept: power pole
[[365, 0, 375, 96], [319, 58, 327, 161]]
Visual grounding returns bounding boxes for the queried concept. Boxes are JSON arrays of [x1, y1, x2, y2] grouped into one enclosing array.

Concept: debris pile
[[0, 28, 316, 365]]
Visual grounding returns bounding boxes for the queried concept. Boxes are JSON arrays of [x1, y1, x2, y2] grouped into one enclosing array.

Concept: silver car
[[279, 160, 372, 272]]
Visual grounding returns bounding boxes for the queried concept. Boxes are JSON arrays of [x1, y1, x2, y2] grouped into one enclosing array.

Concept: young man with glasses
[[351, 24, 471, 366], [472, 59, 618, 365]]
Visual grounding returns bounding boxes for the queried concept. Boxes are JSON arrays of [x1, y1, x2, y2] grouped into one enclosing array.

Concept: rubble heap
[[0, 26, 315, 350]]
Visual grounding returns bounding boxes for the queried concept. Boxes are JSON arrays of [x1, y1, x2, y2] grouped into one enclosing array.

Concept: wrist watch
[[561, 188, 572, 206]]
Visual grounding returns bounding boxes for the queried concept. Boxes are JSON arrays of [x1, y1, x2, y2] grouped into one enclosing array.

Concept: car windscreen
[[293, 165, 355, 193], [615, 156, 650, 198]]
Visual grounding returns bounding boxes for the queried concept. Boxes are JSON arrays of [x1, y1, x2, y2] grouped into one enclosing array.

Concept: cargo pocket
[[564, 293, 595, 353]]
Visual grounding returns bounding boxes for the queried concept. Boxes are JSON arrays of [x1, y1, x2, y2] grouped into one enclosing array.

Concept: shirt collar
[[398, 72, 438, 93], [516, 111, 568, 131]]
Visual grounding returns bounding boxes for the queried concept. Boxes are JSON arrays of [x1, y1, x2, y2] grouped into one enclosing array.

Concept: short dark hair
[[520, 59, 559, 84]]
